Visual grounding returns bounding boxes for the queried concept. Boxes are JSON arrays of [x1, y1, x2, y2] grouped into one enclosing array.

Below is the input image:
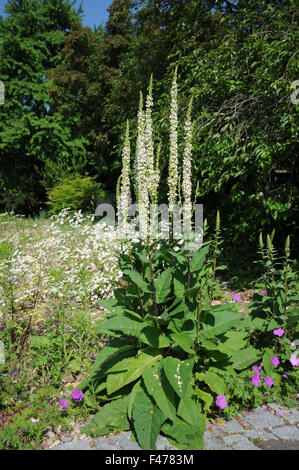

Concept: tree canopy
[[0, 0, 298, 263]]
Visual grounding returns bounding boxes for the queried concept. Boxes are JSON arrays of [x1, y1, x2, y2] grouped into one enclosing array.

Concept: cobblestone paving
[[50, 403, 299, 451]]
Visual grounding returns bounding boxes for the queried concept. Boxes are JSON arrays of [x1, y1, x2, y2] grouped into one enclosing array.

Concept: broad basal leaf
[[81, 396, 130, 437], [142, 362, 177, 421], [107, 348, 162, 395], [161, 416, 204, 450], [177, 388, 205, 430], [128, 381, 142, 421], [133, 386, 166, 450], [163, 357, 194, 398], [90, 340, 135, 381]]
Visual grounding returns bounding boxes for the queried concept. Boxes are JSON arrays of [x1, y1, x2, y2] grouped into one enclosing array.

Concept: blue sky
[[0, 0, 113, 28], [73, 0, 112, 28]]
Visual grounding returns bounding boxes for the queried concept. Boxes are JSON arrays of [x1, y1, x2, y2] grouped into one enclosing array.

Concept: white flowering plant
[[79, 73, 263, 450]]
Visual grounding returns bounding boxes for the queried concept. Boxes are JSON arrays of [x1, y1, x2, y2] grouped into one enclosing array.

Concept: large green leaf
[[177, 386, 205, 430], [171, 333, 195, 354], [128, 381, 142, 421], [161, 417, 204, 450], [142, 362, 177, 421], [140, 326, 171, 348], [97, 315, 143, 338], [190, 245, 209, 272], [262, 348, 276, 375], [90, 340, 135, 381], [195, 388, 213, 412], [201, 371, 226, 395], [81, 396, 130, 437], [231, 347, 260, 370], [155, 268, 173, 303], [106, 348, 162, 395], [173, 272, 185, 299], [200, 308, 242, 339], [218, 331, 248, 355], [163, 357, 194, 398], [123, 270, 151, 293], [133, 386, 166, 450], [98, 299, 124, 314]]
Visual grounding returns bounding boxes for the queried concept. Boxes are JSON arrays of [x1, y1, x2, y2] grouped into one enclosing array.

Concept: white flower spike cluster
[[117, 70, 194, 241], [168, 66, 179, 212]]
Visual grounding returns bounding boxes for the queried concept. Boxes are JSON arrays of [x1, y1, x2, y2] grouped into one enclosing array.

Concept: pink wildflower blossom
[[273, 328, 284, 337], [216, 395, 228, 410], [251, 374, 261, 387], [264, 376, 274, 388], [271, 356, 280, 367]]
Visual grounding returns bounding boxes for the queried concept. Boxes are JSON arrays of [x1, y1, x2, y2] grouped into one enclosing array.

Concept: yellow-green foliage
[[47, 175, 106, 215]]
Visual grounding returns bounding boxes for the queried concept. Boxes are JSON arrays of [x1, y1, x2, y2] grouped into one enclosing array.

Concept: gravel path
[[45, 403, 299, 451]]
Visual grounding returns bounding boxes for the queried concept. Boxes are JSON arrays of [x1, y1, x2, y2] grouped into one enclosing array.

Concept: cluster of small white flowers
[[182, 98, 193, 237], [136, 91, 150, 237], [145, 75, 157, 202], [0, 211, 122, 322], [168, 67, 179, 211], [118, 120, 131, 235]]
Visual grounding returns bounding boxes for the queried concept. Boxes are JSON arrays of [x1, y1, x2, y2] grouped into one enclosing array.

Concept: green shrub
[[46, 175, 106, 215]]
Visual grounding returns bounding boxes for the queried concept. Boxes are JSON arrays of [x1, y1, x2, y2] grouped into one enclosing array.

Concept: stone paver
[[94, 432, 177, 451], [156, 436, 178, 450], [243, 429, 278, 441], [267, 403, 299, 425], [241, 407, 284, 429], [270, 426, 299, 441], [258, 440, 299, 450], [232, 440, 260, 450], [51, 440, 92, 450], [222, 433, 258, 450], [216, 419, 245, 434], [204, 437, 229, 450], [49, 404, 299, 451]]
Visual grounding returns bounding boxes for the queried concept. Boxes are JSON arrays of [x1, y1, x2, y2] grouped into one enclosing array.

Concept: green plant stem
[[187, 255, 191, 290], [128, 245, 145, 319], [146, 236, 158, 318], [196, 299, 201, 342]]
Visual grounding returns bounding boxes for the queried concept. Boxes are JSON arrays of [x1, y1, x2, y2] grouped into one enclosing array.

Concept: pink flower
[[264, 376, 274, 387], [290, 353, 299, 367], [271, 356, 280, 367], [260, 290, 267, 295], [71, 388, 84, 402], [252, 365, 262, 373], [251, 374, 261, 387], [231, 293, 241, 302], [59, 400, 68, 409], [290, 342, 296, 348], [273, 328, 284, 337], [0, 325, 4, 330], [216, 395, 228, 410], [99, 341, 105, 347]]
